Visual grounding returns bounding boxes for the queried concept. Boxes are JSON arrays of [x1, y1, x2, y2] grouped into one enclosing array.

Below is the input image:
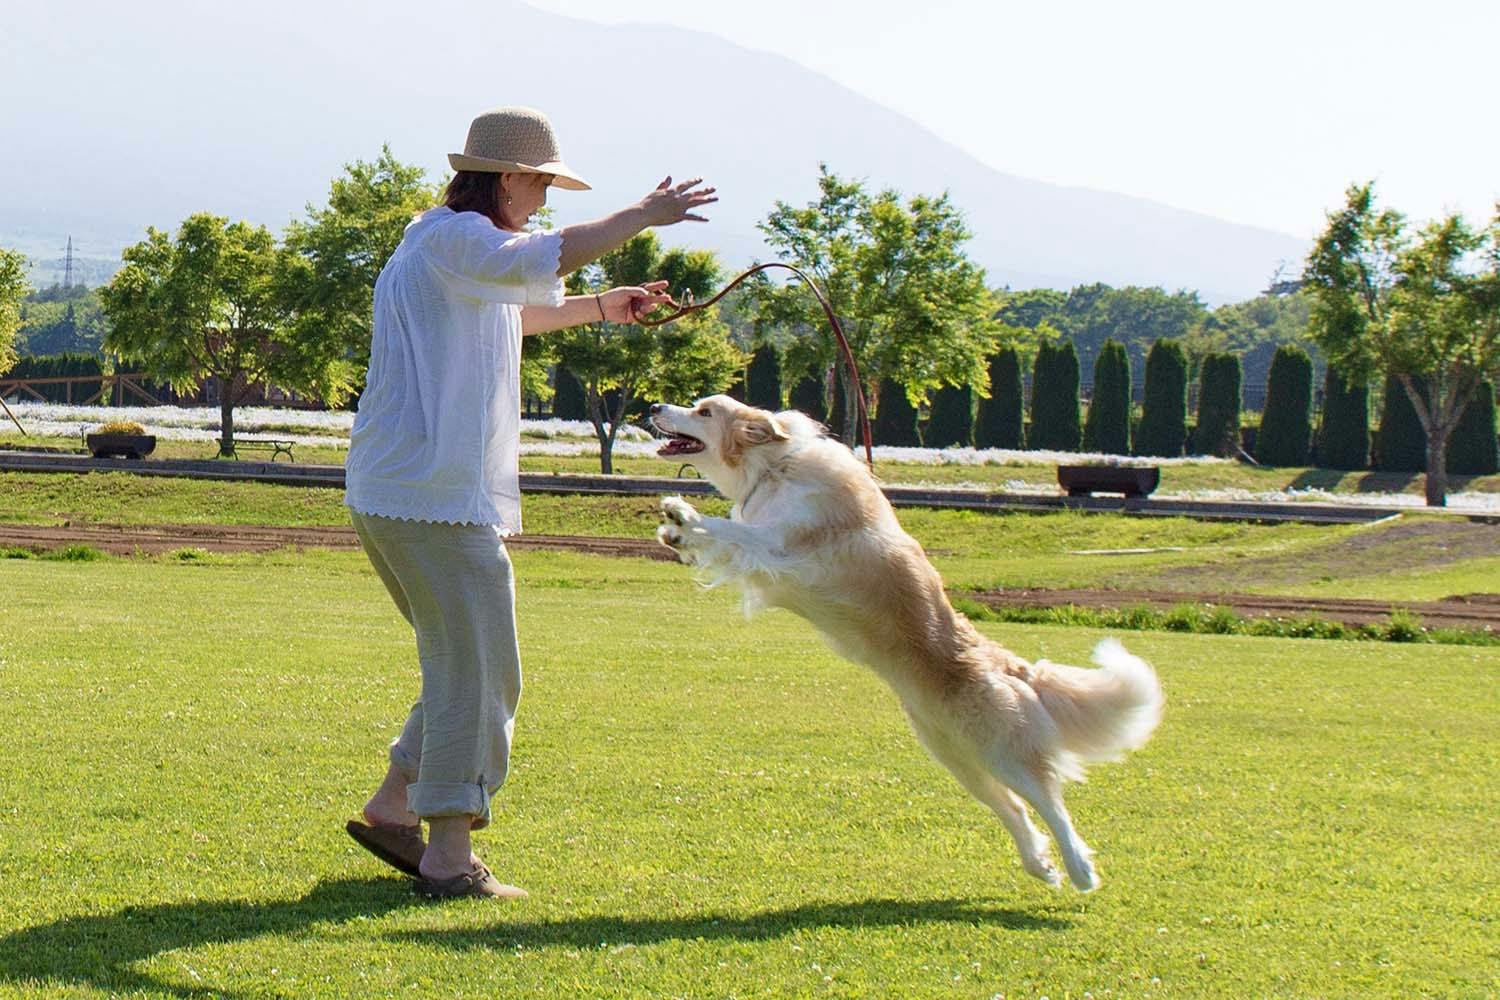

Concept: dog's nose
[[650, 404, 664, 415]]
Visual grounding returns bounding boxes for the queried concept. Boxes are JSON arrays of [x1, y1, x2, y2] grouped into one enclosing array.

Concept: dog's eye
[[698, 406, 713, 417]]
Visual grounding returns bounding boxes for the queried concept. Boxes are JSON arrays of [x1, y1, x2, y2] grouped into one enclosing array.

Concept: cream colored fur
[[652, 395, 1164, 891]]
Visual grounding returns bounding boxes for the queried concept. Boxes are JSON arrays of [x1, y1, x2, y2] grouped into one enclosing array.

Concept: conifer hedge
[[1254, 344, 1313, 466], [1082, 338, 1131, 454], [1135, 339, 1188, 457], [872, 380, 920, 446], [745, 344, 781, 411], [974, 347, 1024, 449], [1447, 379, 1498, 476], [925, 384, 973, 449], [1316, 365, 1370, 470], [1029, 339, 1081, 451], [788, 373, 825, 421], [1193, 352, 1242, 457], [551, 367, 587, 419], [1377, 373, 1426, 472]]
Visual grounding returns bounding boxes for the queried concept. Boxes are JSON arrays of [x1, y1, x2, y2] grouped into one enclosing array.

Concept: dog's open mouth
[[657, 433, 705, 457]]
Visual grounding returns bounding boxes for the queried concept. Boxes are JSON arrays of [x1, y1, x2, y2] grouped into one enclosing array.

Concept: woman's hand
[[599, 281, 676, 323], [637, 177, 718, 227]]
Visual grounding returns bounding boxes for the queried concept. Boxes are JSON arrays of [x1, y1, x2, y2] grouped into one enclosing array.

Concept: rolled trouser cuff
[[407, 780, 491, 827], [389, 738, 420, 784]]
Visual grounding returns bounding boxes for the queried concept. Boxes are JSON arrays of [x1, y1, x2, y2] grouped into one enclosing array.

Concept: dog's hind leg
[[991, 758, 1099, 892], [907, 715, 1061, 887]]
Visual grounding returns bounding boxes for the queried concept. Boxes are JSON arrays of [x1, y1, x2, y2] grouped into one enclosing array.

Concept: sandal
[[345, 819, 425, 877], [415, 862, 528, 900]]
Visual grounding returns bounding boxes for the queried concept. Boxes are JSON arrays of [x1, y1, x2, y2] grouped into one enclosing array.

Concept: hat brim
[[446, 154, 591, 191]]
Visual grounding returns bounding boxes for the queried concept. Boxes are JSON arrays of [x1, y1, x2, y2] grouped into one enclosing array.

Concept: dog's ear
[[735, 412, 790, 446]]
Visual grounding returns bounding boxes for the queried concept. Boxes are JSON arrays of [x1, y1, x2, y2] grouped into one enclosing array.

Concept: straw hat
[[448, 107, 591, 191]]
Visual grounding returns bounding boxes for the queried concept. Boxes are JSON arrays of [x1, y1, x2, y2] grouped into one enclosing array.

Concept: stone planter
[[86, 433, 157, 460], [1057, 464, 1160, 498]]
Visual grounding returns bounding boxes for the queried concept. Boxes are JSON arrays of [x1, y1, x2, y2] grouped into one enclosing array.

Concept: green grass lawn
[[0, 549, 1495, 998]]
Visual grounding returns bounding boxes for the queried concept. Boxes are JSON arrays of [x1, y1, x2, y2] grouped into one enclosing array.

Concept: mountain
[[0, 0, 1306, 303]]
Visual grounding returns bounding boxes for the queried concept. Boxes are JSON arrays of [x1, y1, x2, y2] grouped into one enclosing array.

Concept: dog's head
[[650, 395, 796, 496]]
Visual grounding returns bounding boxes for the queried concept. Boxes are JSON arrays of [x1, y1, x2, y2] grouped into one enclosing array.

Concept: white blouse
[[344, 206, 564, 531]]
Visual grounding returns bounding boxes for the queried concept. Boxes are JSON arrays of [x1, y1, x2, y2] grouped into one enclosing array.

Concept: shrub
[[974, 347, 1024, 449], [872, 380, 920, 446], [1028, 339, 1081, 451], [95, 420, 147, 435], [788, 373, 825, 421], [1377, 373, 1426, 472], [1316, 364, 1370, 470], [1447, 379, 1498, 476], [1193, 353, 1242, 457], [1135, 339, 1189, 457], [745, 344, 781, 411], [925, 384, 973, 449], [1083, 338, 1131, 454], [1255, 344, 1313, 466]]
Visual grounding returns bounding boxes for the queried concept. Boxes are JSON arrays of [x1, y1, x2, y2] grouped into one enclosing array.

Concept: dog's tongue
[[658, 435, 705, 457]]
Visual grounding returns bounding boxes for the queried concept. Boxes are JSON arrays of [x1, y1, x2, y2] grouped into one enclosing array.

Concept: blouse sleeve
[[422, 214, 565, 307]]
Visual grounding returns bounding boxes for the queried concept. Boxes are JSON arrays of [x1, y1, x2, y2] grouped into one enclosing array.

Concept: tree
[[1255, 344, 1314, 466], [757, 165, 999, 445], [101, 213, 356, 454], [975, 346, 1024, 449], [872, 379, 920, 445], [551, 366, 587, 419], [1446, 378, 1498, 476], [925, 383, 973, 448], [277, 147, 440, 388], [1316, 365, 1370, 470], [1135, 338, 1189, 457], [1083, 338, 1131, 454], [1029, 338, 1081, 451], [1194, 353, 1242, 457], [553, 232, 744, 473], [0, 247, 28, 376], [1304, 183, 1500, 505]]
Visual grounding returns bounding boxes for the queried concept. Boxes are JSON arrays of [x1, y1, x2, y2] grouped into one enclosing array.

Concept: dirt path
[[3, 522, 1496, 630]]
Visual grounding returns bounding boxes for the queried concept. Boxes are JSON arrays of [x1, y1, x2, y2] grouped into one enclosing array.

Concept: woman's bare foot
[[419, 815, 484, 880]]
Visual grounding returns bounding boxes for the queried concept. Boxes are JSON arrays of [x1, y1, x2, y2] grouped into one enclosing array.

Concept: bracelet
[[594, 293, 606, 322]]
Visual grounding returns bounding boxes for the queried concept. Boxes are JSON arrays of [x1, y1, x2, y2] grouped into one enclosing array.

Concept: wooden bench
[[217, 436, 296, 462], [1056, 464, 1160, 498]]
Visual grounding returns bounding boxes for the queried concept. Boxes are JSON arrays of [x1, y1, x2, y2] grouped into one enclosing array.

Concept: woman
[[343, 107, 716, 899]]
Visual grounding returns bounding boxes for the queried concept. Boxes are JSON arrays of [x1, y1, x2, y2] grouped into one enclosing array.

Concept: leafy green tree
[[1083, 338, 1131, 454], [757, 165, 999, 445], [872, 379, 920, 446], [1446, 378, 1498, 476], [0, 248, 28, 376], [1029, 338, 1081, 451], [555, 232, 743, 473], [1316, 365, 1370, 470], [1194, 353, 1242, 457], [1185, 291, 1313, 386], [1135, 338, 1189, 457], [975, 346, 1024, 449], [277, 147, 439, 388], [925, 383, 973, 448], [1255, 344, 1314, 466], [1304, 183, 1500, 505], [101, 213, 356, 454]]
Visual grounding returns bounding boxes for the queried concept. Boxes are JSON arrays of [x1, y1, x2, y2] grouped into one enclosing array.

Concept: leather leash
[[635, 262, 874, 466]]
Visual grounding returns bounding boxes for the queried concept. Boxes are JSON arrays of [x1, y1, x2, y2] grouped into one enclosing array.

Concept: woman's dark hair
[[443, 171, 504, 227]]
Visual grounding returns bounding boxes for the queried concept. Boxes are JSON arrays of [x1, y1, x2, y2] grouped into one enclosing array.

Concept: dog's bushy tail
[[1030, 638, 1164, 773]]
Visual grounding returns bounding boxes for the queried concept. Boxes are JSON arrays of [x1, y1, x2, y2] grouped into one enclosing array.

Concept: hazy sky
[[525, 0, 1498, 239]]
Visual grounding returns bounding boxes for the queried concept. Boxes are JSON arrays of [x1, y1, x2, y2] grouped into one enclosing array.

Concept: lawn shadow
[[0, 876, 420, 1000], [1288, 468, 1423, 494], [389, 895, 1071, 953]]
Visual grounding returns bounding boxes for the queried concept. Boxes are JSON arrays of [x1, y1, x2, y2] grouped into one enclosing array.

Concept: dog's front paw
[[656, 522, 700, 564], [659, 495, 702, 528]]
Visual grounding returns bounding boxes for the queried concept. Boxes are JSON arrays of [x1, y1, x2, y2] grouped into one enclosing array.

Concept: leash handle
[[636, 262, 874, 466]]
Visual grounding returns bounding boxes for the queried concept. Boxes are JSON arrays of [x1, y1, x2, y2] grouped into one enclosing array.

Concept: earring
[[505, 195, 513, 205]]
